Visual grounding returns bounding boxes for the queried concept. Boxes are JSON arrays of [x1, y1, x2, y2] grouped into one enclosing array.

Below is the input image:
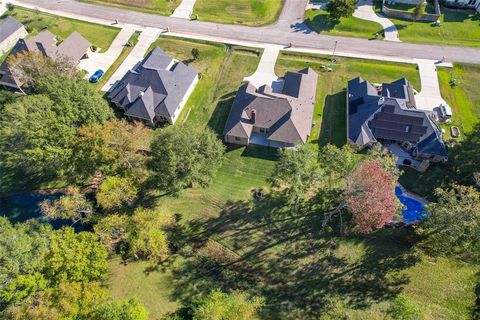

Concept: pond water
[[0, 192, 84, 230], [395, 187, 427, 223]]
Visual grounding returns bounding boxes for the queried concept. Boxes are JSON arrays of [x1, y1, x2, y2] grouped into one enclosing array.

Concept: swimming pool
[[395, 187, 427, 223]]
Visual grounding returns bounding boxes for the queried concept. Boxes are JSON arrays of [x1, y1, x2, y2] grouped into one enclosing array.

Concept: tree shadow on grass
[[207, 92, 236, 136], [319, 91, 347, 148], [169, 191, 420, 318], [304, 13, 342, 34]]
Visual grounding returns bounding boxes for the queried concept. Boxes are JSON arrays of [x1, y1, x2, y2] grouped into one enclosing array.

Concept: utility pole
[[331, 40, 338, 63]]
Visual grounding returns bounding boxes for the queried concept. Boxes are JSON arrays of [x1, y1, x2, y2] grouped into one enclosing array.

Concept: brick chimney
[[250, 109, 256, 124]]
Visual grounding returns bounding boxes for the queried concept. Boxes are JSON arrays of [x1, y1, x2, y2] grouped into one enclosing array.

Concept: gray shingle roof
[[224, 67, 318, 145], [56, 31, 91, 63], [108, 47, 198, 124], [0, 17, 24, 43], [347, 77, 447, 158], [0, 30, 90, 90]]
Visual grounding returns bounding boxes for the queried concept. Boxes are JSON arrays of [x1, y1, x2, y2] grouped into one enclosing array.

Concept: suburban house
[[347, 77, 447, 167], [0, 30, 91, 93], [0, 17, 28, 55], [108, 47, 199, 126], [224, 67, 318, 148]]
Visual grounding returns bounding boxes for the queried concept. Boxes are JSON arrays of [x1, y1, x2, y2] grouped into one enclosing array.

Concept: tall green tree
[[0, 218, 51, 307], [318, 144, 356, 188], [367, 144, 401, 181], [149, 124, 225, 195], [43, 228, 108, 284], [4, 281, 109, 320], [326, 0, 357, 19], [0, 95, 74, 179], [192, 290, 264, 320], [128, 208, 174, 262], [0, 59, 112, 184], [71, 119, 151, 180], [40, 187, 93, 224], [270, 145, 322, 209], [418, 184, 480, 261], [94, 214, 130, 252], [90, 298, 149, 320], [96, 176, 139, 211]]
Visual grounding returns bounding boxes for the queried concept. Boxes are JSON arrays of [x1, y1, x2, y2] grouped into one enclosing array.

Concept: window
[[259, 128, 266, 133], [234, 137, 241, 141]]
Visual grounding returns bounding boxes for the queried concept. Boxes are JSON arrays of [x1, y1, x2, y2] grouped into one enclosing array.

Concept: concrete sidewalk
[[0, 1, 7, 15], [101, 27, 163, 92], [244, 44, 282, 88], [171, 0, 196, 19], [79, 25, 136, 77], [353, 0, 400, 42], [414, 59, 450, 111]]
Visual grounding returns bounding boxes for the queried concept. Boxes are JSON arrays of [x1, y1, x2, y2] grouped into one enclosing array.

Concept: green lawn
[[438, 64, 480, 135], [78, 0, 181, 16], [4, 7, 120, 52], [103, 48, 479, 320], [305, 9, 385, 39], [375, 2, 480, 47], [107, 258, 180, 320], [400, 63, 480, 198], [192, 0, 284, 26]]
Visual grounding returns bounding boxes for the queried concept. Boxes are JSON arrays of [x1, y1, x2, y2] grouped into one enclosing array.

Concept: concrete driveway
[[414, 59, 450, 111], [353, 0, 400, 42], [244, 44, 282, 88], [171, 0, 197, 19], [79, 25, 136, 77], [101, 27, 163, 92]]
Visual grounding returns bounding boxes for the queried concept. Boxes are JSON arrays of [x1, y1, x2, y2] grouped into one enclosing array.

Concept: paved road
[[17, 0, 480, 64]]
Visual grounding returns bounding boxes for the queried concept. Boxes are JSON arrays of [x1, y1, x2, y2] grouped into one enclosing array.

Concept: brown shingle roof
[[224, 68, 318, 146]]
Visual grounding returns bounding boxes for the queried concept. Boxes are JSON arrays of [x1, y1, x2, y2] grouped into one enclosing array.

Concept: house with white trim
[[0, 17, 27, 55], [108, 47, 198, 126]]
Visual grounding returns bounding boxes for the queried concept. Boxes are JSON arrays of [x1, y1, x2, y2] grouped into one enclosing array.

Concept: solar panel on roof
[[383, 104, 395, 114], [376, 112, 424, 125], [373, 128, 423, 142]]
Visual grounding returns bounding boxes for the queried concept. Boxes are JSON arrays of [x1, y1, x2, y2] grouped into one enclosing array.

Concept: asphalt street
[[18, 0, 480, 63]]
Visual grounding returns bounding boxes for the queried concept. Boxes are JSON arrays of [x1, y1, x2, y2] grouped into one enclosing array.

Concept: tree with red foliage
[[345, 159, 399, 233]]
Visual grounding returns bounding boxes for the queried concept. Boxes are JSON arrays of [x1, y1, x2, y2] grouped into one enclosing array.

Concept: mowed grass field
[[305, 9, 385, 39], [107, 43, 478, 319], [374, 1, 480, 47], [193, 0, 284, 26], [78, 0, 181, 15], [4, 7, 120, 52]]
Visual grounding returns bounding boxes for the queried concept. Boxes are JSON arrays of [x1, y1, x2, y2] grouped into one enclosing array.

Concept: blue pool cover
[[395, 187, 427, 223]]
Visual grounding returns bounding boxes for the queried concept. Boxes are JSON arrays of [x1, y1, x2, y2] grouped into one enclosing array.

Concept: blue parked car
[[89, 69, 104, 83]]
